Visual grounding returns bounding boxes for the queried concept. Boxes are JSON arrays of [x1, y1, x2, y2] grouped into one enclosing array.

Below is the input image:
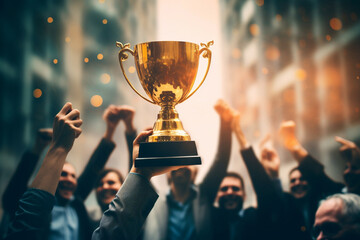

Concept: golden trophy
[[116, 40, 213, 167]]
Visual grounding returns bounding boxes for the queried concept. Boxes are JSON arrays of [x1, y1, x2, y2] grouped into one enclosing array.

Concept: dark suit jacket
[[2, 138, 116, 240]]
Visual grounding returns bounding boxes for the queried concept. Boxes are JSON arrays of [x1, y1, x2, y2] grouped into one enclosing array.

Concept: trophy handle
[[116, 42, 155, 104], [180, 40, 214, 103]]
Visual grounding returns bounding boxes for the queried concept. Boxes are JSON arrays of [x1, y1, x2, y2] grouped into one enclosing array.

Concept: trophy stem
[[148, 105, 191, 142]]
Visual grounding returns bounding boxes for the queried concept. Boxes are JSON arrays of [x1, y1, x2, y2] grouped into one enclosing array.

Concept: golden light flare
[[255, 0, 264, 7], [97, 53, 104, 60], [65, 37, 71, 43], [99, 0, 105, 3], [232, 48, 241, 59], [84, 57, 89, 63], [128, 66, 136, 73], [265, 46, 280, 61], [249, 24, 259, 36], [329, 18, 342, 31], [101, 73, 111, 84], [33, 89, 42, 98], [326, 35, 332, 41], [90, 95, 103, 107], [47, 17, 53, 23], [53, 59, 58, 64], [102, 19, 108, 24], [296, 69, 307, 81]]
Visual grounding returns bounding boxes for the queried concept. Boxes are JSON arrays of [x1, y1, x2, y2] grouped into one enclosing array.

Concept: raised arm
[[76, 105, 136, 200], [119, 106, 137, 171], [231, 113, 279, 208], [92, 130, 182, 240], [5, 103, 82, 240], [200, 99, 233, 203], [279, 121, 343, 193], [2, 129, 52, 214]]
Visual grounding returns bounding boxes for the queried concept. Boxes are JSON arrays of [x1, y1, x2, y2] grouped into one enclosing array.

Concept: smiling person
[[279, 121, 344, 233], [4, 102, 83, 240], [95, 169, 124, 213], [141, 99, 234, 240]]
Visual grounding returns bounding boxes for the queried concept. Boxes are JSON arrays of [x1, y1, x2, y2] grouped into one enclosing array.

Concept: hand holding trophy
[[116, 40, 213, 167]]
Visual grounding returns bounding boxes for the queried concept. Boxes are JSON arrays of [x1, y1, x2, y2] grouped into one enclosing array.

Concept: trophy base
[[135, 141, 202, 167]]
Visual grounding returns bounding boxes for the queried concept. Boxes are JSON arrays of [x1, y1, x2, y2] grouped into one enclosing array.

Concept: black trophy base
[[135, 141, 201, 167]]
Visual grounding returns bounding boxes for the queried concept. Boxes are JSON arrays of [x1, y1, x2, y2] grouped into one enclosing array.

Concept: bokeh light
[[265, 46, 280, 61], [296, 68, 307, 81], [101, 73, 111, 84], [329, 18, 342, 31], [276, 14, 282, 22], [128, 66, 136, 73], [84, 57, 89, 63], [262, 67, 269, 75], [97, 53, 104, 60], [232, 48, 241, 59], [255, 0, 264, 7], [53, 59, 58, 64], [47, 17, 53, 23], [249, 24, 259, 36], [33, 89, 42, 98], [102, 19, 108, 24], [90, 95, 103, 107], [326, 35, 331, 41], [65, 37, 71, 43]]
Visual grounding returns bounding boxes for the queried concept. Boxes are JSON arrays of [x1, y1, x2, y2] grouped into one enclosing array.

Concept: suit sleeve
[[92, 173, 158, 240], [240, 147, 279, 210], [200, 120, 232, 203], [4, 188, 55, 240], [2, 151, 41, 215], [298, 154, 344, 195], [126, 130, 137, 172], [76, 138, 116, 200]]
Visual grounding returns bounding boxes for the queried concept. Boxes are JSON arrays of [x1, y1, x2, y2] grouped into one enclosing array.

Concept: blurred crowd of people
[[0, 99, 359, 240]]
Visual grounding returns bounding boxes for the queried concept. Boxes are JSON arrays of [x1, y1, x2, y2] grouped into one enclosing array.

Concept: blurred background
[[1, 0, 360, 215]]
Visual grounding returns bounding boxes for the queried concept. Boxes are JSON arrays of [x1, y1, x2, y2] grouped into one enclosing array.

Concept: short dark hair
[[289, 167, 300, 177], [225, 172, 244, 190], [95, 168, 124, 188]]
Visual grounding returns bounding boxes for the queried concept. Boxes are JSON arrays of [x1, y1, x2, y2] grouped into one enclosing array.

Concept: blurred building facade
[[0, 0, 156, 217], [220, 0, 360, 190]]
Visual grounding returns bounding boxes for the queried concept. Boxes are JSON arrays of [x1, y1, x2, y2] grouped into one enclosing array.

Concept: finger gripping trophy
[[117, 40, 213, 167]]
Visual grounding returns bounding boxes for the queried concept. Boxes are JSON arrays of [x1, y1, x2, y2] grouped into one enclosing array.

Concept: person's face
[[289, 169, 309, 199], [216, 176, 244, 211], [96, 172, 122, 207], [343, 160, 360, 194], [56, 163, 77, 200], [168, 166, 197, 186], [313, 198, 344, 240]]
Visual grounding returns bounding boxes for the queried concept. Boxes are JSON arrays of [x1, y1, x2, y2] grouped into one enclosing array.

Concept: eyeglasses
[[312, 222, 341, 239], [220, 186, 240, 192]]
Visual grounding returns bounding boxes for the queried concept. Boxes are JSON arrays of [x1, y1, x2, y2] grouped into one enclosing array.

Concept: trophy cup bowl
[[117, 41, 213, 167]]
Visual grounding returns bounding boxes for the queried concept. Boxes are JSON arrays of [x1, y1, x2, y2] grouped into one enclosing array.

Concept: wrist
[[130, 167, 152, 181], [104, 127, 115, 140], [269, 170, 279, 179], [124, 122, 135, 134]]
